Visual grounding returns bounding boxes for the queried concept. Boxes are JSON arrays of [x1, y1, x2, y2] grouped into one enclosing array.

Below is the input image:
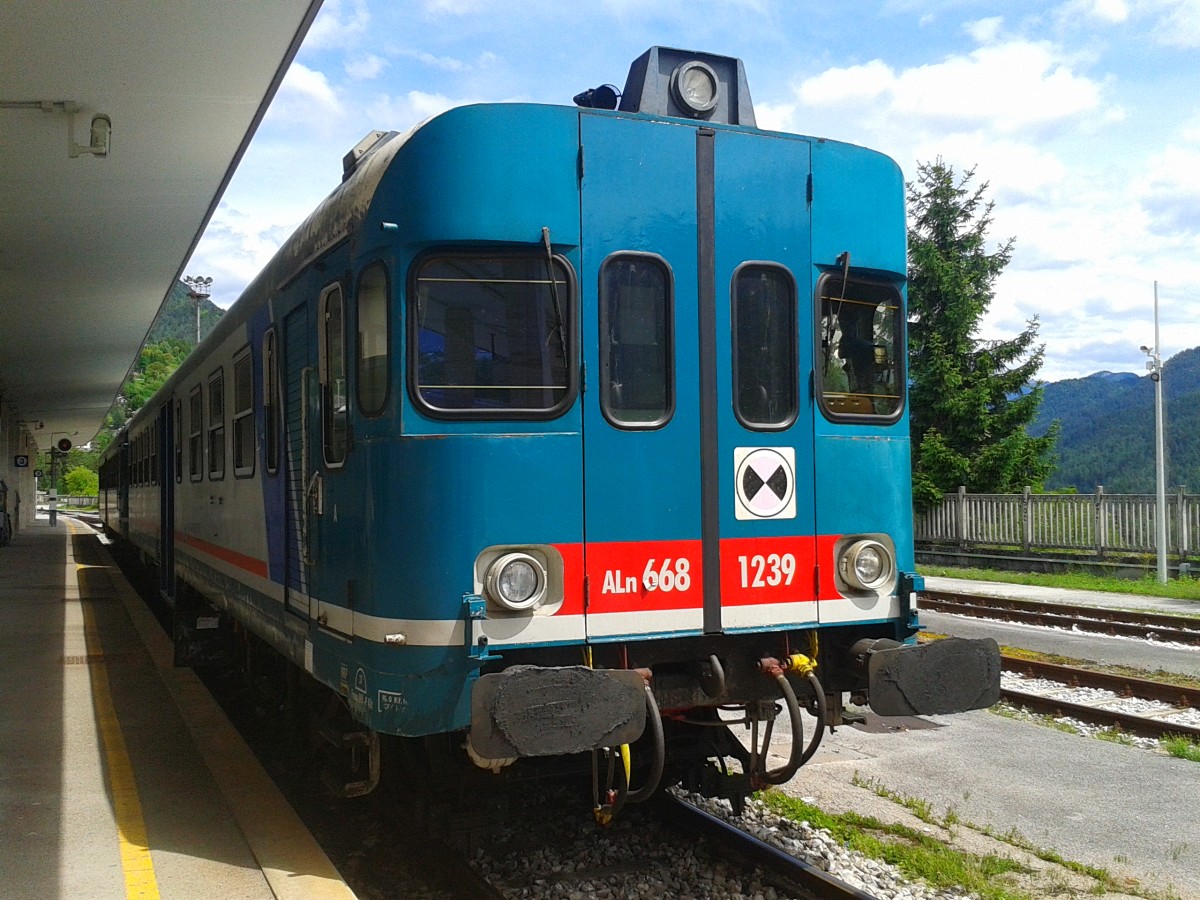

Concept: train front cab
[[245, 48, 1000, 803], [441, 65, 1000, 789]]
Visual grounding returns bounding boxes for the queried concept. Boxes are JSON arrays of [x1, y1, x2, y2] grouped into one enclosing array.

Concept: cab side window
[[320, 284, 348, 465], [356, 264, 390, 417], [817, 274, 903, 421]]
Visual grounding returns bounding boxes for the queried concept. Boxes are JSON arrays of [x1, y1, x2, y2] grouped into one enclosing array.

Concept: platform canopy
[[0, 1, 323, 448]]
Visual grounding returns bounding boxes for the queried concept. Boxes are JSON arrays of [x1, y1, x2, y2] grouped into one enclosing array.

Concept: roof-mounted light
[[611, 47, 757, 126], [572, 84, 620, 110], [670, 60, 720, 118]]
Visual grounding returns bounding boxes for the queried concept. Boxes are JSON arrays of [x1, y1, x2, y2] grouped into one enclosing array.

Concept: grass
[[991, 702, 1082, 734], [1095, 728, 1136, 747], [997, 645, 1200, 692], [760, 779, 1166, 899], [992, 695, 1200, 765], [931, 638, 1200, 764], [760, 789, 1035, 900], [981, 644, 1200, 762], [918, 564, 1200, 603], [1161, 735, 1200, 762]]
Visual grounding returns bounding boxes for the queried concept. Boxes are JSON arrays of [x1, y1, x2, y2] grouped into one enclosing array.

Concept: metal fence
[[915, 486, 1200, 558], [37, 493, 97, 507]]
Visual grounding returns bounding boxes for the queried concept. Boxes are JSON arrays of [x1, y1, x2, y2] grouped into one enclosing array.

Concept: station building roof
[[0, 1, 323, 448]]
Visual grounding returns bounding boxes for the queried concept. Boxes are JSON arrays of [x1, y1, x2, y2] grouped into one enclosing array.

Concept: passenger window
[[263, 329, 279, 474], [411, 253, 574, 418], [356, 264, 390, 417], [599, 253, 673, 428], [188, 387, 202, 482], [733, 264, 797, 429], [175, 399, 182, 483], [232, 348, 254, 477], [817, 275, 903, 420], [208, 369, 225, 480], [321, 284, 348, 465]]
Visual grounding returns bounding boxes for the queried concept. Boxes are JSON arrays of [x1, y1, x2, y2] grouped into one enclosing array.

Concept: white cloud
[[912, 133, 1068, 202], [798, 41, 1106, 134], [267, 63, 343, 127], [420, 0, 489, 14], [345, 53, 388, 80], [937, 43, 1102, 131], [364, 90, 467, 127], [1056, 0, 1130, 24], [797, 59, 893, 107], [1152, 0, 1200, 47], [303, 0, 371, 49], [965, 16, 1005, 42]]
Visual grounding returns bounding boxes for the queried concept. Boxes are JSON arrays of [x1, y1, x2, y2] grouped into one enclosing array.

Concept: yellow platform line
[[78, 519, 357, 899], [72, 521, 161, 900]]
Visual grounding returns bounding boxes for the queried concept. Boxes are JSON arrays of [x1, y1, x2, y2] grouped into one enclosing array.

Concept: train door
[[157, 400, 175, 605], [308, 282, 352, 638], [580, 115, 703, 639], [117, 432, 130, 537], [580, 115, 816, 639], [282, 302, 314, 619], [711, 129, 817, 630]]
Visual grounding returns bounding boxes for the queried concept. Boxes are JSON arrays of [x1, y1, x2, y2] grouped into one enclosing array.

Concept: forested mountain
[[95, 282, 225, 446], [148, 278, 224, 344], [1030, 346, 1200, 492]]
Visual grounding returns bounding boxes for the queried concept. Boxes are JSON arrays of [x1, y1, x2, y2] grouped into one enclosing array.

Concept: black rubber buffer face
[[469, 666, 647, 759], [867, 637, 1002, 716]]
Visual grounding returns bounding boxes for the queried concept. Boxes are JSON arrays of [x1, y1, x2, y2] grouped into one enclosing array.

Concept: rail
[[920, 590, 1200, 646], [915, 486, 1200, 559], [654, 794, 880, 899], [999, 656, 1200, 742]]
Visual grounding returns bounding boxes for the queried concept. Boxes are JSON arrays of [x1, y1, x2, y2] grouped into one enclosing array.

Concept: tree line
[[38, 283, 223, 496]]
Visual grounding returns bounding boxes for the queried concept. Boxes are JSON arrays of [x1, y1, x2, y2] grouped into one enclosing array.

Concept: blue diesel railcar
[[100, 47, 999, 812]]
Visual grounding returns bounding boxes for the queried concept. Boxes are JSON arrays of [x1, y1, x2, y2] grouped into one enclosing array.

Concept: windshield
[[411, 253, 574, 418]]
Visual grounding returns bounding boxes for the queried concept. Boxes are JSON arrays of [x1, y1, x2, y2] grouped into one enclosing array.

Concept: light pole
[[1140, 281, 1168, 584], [183, 275, 213, 345]]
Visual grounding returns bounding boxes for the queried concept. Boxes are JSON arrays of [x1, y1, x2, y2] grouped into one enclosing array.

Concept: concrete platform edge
[[103, 541, 357, 900]]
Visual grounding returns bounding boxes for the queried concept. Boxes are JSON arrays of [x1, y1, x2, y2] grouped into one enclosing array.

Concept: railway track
[[921, 589, 1200, 646], [447, 788, 899, 900], [1000, 654, 1200, 742], [655, 794, 881, 900]]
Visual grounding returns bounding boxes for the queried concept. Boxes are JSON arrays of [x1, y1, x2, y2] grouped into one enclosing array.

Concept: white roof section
[[0, 1, 323, 447]]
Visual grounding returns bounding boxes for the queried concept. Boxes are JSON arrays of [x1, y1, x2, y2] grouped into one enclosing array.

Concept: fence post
[[1184, 487, 1193, 557], [1094, 485, 1106, 556], [956, 485, 967, 550], [1022, 486, 1031, 552], [1177, 486, 1187, 560]]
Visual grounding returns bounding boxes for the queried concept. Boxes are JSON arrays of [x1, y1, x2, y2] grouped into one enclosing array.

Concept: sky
[[186, 0, 1200, 383]]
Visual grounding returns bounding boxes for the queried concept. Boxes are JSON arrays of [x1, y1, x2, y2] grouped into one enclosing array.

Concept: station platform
[[0, 518, 357, 900]]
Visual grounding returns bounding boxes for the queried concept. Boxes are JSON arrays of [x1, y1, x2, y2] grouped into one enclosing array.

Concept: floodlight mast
[[1145, 282, 1168, 584]]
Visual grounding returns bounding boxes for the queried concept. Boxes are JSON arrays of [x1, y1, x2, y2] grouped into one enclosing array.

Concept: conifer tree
[[907, 159, 1058, 508]]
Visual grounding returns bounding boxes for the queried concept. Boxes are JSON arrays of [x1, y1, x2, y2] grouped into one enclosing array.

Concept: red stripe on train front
[[576, 535, 847, 616], [584, 539, 704, 615]]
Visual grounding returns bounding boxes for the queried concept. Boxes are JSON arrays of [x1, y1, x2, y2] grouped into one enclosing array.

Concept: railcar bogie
[[99, 46, 1000, 816]]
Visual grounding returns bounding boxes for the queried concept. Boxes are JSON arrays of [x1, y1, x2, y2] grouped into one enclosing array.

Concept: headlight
[[670, 60, 720, 117], [484, 552, 547, 611], [839, 539, 895, 592]]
